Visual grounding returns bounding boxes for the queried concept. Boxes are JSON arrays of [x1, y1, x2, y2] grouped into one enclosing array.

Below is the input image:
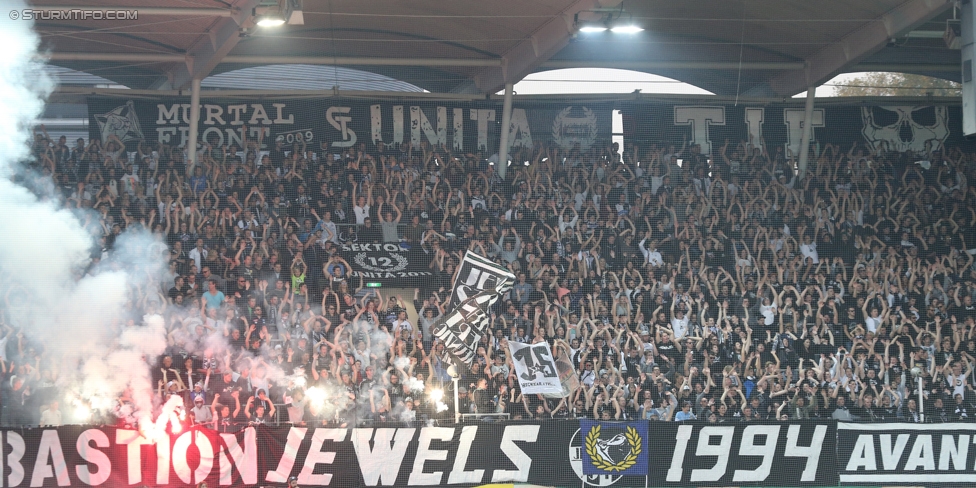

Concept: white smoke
[[394, 357, 425, 393], [369, 327, 392, 369], [152, 395, 187, 436], [0, 3, 170, 426]]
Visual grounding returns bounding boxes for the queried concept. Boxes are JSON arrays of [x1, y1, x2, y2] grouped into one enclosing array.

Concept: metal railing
[[331, 222, 413, 242], [461, 413, 510, 422]]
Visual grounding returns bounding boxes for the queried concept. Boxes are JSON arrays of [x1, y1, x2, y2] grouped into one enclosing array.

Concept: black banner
[[88, 97, 974, 162], [87, 98, 613, 154], [0, 420, 847, 488], [837, 422, 976, 486], [338, 242, 432, 287], [650, 421, 837, 487], [621, 102, 974, 155], [0, 423, 564, 488]]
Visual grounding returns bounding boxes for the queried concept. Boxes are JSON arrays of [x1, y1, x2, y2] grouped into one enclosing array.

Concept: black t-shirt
[[359, 377, 377, 397], [340, 301, 358, 322], [268, 146, 287, 170], [656, 340, 678, 365], [213, 376, 240, 400], [388, 381, 405, 405], [228, 332, 246, 351], [168, 285, 185, 300]]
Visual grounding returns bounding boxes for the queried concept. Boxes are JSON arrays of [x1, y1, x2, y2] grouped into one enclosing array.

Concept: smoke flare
[[0, 0, 170, 427]]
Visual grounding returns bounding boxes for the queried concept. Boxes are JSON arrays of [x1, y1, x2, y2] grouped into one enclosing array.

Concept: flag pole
[[453, 374, 460, 424]]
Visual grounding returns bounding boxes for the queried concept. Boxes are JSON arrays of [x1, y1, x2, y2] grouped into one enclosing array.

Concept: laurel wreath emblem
[[584, 425, 642, 473], [353, 252, 409, 272], [552, 106, 598, 151]]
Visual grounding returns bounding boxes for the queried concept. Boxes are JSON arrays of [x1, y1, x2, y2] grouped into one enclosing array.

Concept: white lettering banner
[[507, 341, 562, 395]]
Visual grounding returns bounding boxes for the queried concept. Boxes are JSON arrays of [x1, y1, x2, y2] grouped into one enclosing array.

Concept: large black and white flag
[[447, 251, 515, 311], [431, 251, 514, 367], [508, 341, 563, 395], [430, 292, 496, 366]]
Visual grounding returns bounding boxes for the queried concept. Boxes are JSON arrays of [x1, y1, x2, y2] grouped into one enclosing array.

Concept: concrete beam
[[153, 0, 262, 90], [221, 56, 501, 67], [750, 0, 952, 97], [45, 53, 960, 74], [540, 60, 806, 70], [47, 53, 186, 63], [29, 6, 233, 17], [48, 85, 962, 105], [471, 0, 604, 94], [46, 53, 499, 67]]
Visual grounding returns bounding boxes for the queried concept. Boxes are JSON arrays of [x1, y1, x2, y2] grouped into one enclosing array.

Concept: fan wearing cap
[[244, 393, 275, 424], [188, 381, 207, 405], [400, 397, 417, 422], [159, 380, 182, 400], [190, 394, 213, 425]]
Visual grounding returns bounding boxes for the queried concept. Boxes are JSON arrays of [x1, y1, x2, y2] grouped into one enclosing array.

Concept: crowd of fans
[[3, 122, 976, 429]]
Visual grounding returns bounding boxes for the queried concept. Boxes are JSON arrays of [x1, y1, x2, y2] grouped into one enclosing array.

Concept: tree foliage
[[832, 72, 960, 97]]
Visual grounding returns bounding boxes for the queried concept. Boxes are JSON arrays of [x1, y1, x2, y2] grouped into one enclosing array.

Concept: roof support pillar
[[497, 83, 514, 179], [187, 78, 201, 171], [797, 87, 815, 181]]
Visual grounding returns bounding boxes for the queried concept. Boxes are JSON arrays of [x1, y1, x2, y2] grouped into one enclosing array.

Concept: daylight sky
[[506, 67, 858, 97]]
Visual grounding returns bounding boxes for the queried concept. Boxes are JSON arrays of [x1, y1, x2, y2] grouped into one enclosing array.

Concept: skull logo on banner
[[95, 100, 145, 145], [861, 106, 949, 153]]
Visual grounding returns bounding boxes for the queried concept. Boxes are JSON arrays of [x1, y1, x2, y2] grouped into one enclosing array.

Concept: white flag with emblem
[[431, 251, 515, 367], [507, 341, 563, 395]]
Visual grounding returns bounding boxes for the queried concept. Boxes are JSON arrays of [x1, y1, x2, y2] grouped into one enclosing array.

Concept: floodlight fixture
[[579, 25, 608, 33], [611, 24, 644, 34], [256, 14, 286, 27]]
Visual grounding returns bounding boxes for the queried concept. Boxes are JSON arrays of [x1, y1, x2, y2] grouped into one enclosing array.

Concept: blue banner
[[580, 420, 649, 477]]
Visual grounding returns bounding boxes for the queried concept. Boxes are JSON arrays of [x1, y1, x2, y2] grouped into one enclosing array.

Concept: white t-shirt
[[392, 319, 413, 335], [946, 373, 966, 398], [865, 315, 881, 334], [317, 220, 339, 244], [580, 369, 596, 387], [39, 408, 62, 426], [671, 315, 690, 338], [651, 175, 665, 195], [559, 215, 579, 233], [121, 173, 140, 195], [354, 204, 370, 225], [188, 247, 207, 271], [760, 303, 777, 326], [800, 242, 819, 264], [639, 238, 663, 267], [573, 191, 588, 212]]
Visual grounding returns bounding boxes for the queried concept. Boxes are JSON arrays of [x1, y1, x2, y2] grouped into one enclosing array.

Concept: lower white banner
[[508, 341, 563, 395]]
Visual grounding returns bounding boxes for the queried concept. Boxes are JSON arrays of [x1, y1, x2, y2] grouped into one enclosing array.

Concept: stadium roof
[[35, 0, 959, 98]]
